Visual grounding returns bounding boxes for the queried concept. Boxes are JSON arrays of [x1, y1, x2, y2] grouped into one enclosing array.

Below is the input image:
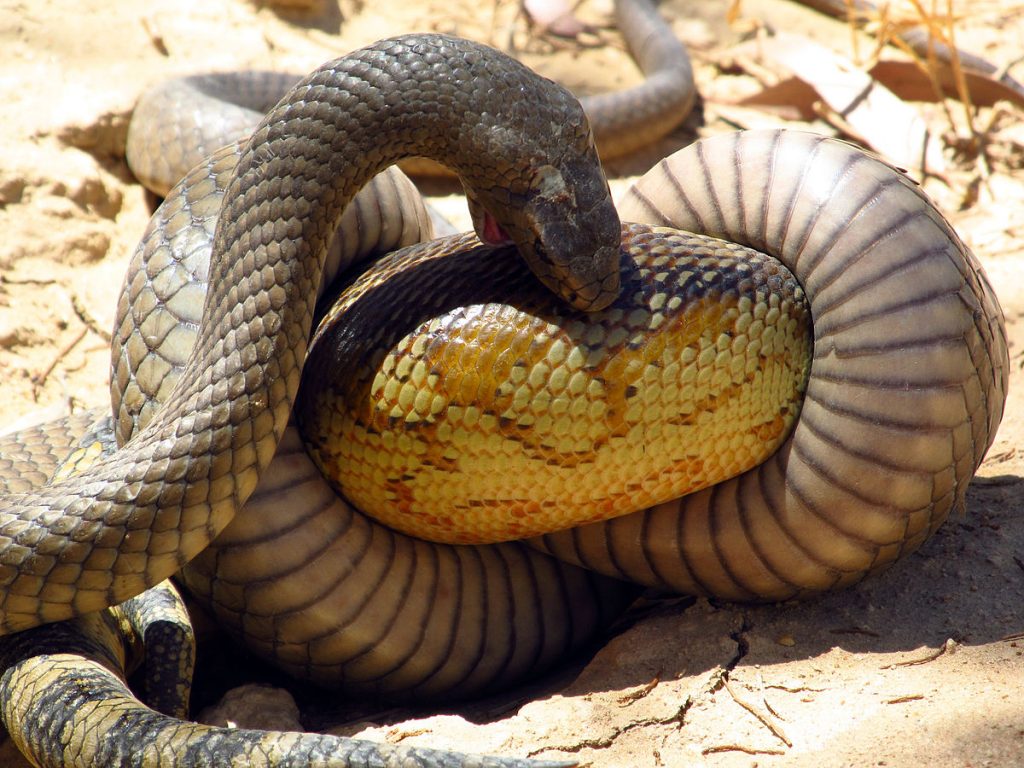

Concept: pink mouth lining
[[480, 210, 514, 246]]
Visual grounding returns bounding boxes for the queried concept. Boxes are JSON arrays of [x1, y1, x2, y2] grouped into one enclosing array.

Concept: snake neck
[[179, 33, 626, 478], [0, 33, 623, 632], [217, 35, 621, 318]]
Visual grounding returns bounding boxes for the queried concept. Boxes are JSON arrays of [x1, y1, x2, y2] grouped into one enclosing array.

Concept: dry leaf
[[740, 60, 1024, 116], [755, 32, 946, 177], [869, 61, 1024, 109]]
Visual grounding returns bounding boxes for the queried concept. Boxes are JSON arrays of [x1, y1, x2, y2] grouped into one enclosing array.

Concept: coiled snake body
[[0, 15, 1008, 768]]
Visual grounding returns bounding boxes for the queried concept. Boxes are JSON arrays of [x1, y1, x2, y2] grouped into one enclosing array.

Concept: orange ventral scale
[[297, 223, 812, 545]]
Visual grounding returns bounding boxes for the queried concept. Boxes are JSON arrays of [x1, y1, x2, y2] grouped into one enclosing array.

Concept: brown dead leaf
[[749, 32, 946, 177], [870, 60, 1024, 109], [739, 59, 1024, 116]]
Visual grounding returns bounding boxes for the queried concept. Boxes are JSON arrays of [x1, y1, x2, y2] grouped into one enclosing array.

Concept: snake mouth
[[464, 166, 621, 312], [479, 210, 514, 246]]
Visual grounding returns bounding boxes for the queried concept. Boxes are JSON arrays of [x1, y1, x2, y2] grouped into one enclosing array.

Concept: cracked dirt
[[1, 0, 1024, 765]]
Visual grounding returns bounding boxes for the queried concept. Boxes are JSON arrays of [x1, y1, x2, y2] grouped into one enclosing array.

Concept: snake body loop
[[0, 33, 622, 635], [533, 130, 1008, 599], [298, 225, 812, 544], [161, 133, 1005, 698], [585, 0, 694, 158], [111, 149, 435, 446]]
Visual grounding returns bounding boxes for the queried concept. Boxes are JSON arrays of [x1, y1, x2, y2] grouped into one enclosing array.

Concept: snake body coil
[[299, 225, 812, 543], [0, 14, 1008, 768], [0, 32, 635, 768], [128, 129, 1007, 701], [534, 131, 1008, 599]]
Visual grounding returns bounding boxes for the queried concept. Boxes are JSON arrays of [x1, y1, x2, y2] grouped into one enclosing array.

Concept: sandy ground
[[1, 0, 1023, 765]]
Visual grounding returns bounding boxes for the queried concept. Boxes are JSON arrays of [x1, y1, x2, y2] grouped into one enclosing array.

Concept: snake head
[[465, 144, 622, 313]]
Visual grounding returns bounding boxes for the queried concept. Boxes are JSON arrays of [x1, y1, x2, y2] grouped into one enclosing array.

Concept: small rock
[[198, 684, 305, 732], [44, 150, 123, 220], [56, 109, 132, 160], [0, 326, 21, 349], [0, 177, 26, 207]]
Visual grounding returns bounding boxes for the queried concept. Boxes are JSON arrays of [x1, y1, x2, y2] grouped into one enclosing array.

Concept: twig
[[881, 638, 958, 669], [617, 676, 660, 706], [702, 743, 787, 756], [755, 668, 786, 721], [70, 292, 112, 343], [0, 275, 57, 286], [141, 14, 169, 56], [886, 694, 925, 704], [31, 326, 88, 398], [829, 626, 881, 638], [722, 676, 792, 747]]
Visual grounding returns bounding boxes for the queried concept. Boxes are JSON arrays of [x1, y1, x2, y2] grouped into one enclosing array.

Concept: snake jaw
[[465, 155, 622, 313], [478, 210, 514, 246], [522, 158, 622, 312]]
